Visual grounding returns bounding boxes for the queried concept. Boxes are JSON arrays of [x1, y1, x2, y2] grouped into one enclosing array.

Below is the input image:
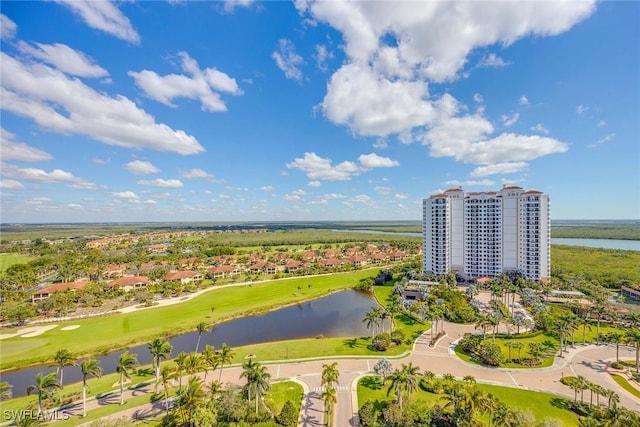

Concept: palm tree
[[604, 331, 624, 364], [605, 389, 620, 409], [160, 364, 178, 415], [492, 401, 519, 426], [362, 309, 378, 339], [175, 351, 188, 391], [624, 328, 640, 371], [202, 344, 219, 380], [463, 375, 476, 384], [321, 362, 340, 389], [80, 359, 102, 417], [0, 381, 13, 401], [116, 351, 139, 405], [240, 359, 271, 414], [513, 341, 524, 360], [475, 313, 491, 341], [488, 314, 501, 343], [148, 337, 172, 392], [386, 362, 419, 410], [194, 321, 209, 353], [216, 343, 235, 382], [184, 352, 205, 377], [322, 386, 337, 427], [50, 349, 76, 402], [26, 372, 61, 415], [174, 376, 206, 425]]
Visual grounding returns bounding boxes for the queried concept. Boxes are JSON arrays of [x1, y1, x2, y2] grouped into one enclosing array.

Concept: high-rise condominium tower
[[422, 185, 550, 282]]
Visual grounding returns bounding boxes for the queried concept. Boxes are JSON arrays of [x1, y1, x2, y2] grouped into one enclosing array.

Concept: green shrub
[[373, 332, 391, 351]]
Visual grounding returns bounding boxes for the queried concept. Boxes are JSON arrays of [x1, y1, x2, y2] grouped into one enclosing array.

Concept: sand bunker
[[60, 325, 80, 331], [0, 325, 59, 339]]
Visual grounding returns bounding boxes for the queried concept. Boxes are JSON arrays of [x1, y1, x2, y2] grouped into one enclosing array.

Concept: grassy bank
[[0, 270, 377, 370]]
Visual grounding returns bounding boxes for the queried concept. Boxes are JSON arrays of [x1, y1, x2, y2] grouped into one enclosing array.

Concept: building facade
[[423, 185, 550, 282]]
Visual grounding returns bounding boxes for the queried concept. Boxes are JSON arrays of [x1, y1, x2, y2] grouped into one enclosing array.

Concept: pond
[[3, 290, 382, 398]]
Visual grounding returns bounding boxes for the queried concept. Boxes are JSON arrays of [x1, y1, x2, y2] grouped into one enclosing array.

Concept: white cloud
[[310, 198, 327, 205], [218, 194, 231, 199], [222, 0, 254, 13], [519, 95, 529, 105], [286, 152, 359, 181], [0, 179, 24, 190], [260, 185, 274, 191], [373, 138, 388, 149], [576, 104, 589, 115], [137, 179, 184, 188], [501, 113, 520, 128], [0, 128, 53, 161], [129, 52, 242, 112], [394, 193, 408, 199], [477, 53, 511, 68], [597, 120, 606, 128], [443, 179, 495, 187], [1, 52, 204, 155], [17, 42, 108, 78], [592, 133, 615, 147], [180, 168, 213, 179], [349, 194, 372, 204], [283, 192, 304, 202], [315, 44, 334, 72], [54, 0, 140, 44], [126, 160, 159, 175], [1, 163, 94, 186], [112, 191, 139, 200], [1, 14, 17, 40], [144, 199, 157, 204], [67, 203, 82, 209], [530, 124, 549, 134], [469, 161, 528, 177], [358, 153, 399, 169], [272, 39, 304, 81], [473, 93, 484, 103], [308, 181, 321, 187], [323, 193, 346, 199]]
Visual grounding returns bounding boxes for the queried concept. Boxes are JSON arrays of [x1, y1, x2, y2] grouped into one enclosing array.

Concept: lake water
[[551, 238, 640, 251], [2, 290, 382, 398]]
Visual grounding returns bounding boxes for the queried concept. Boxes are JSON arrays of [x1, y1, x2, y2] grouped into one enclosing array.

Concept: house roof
[[109, 276, 149, 286], [166, 270, 200, 280], [34, 280, 90, 295]]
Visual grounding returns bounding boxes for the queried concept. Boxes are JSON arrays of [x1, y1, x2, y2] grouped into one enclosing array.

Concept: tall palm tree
[[175, 351, 188, 391], [184, 352, 205, 378], [605, 389, 620, 409], [362, 309, 378, 339], [216, 343, 235, 382], [80, 359, 102, 417], [50, 349, 76, 402], [116, 351, 139, 405], [492, 401, 519, 427], [240, 359, 271, 414], [160, 364, 178, 415], [321, 362, 340, 389], [386, 362, 419, 410], [148, 337, 172, 392], [604, 331, 624, 364], [202, 344, 219, 380], [175, 376, 206, 426], [475, 313, 491, 341], [194, 322, 209, 353], [322, 386, 337, 427], [624, 328, 640, 371], [26, 372, 60, 415]]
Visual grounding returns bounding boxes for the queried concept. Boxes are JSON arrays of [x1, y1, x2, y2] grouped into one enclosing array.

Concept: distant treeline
[[551, 245, 640, 286], [551, 225, 640, 240]]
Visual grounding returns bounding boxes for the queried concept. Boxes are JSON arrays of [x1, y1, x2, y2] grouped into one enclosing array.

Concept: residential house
[[32, 280, 90, 303]]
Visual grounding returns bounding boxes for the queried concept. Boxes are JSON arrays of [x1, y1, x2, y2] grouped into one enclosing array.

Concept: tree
[[26, 372, 61, 415], [322, 386, 337, 427], [148, 337, 172, 392], [174, 376, 206, 426], [363, 309, 378, 339], [277, 400, 299, 426], [194, 321, 209, 353], [116, 351, 139, 405], [202, 344, 219, 380], [321, 362, 340, 390], [80, 359, 102, 417], [184, 352, 205, 377], [624, 328, 640, 371], [386, 362, 419, 410], [240, 359, 271, 414], [50, 349, 76, 402], [160, 364, 177, 416], [216, 343, 235, 382], [0, 381, 12, 401], [604, 331, 623, 364], [175, 351, 188, 391], [475, 313, 491, 341], [373, 359, 393, 384]]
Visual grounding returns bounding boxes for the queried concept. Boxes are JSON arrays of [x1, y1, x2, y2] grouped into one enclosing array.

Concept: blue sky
[[1, 0, 638, 223]]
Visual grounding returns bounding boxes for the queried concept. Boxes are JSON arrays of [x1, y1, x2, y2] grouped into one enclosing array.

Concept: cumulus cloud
[[0, 179, 24, 190], [597, 120, 606, 128], [308, 181, 321, 187], [1, 52, 204, 155], [470, 162, 528, 177], [287, 152, 400, 181], [1, 162, 98, 189], [180, 168, 213, 179], [112, 191, 139, 200], [260, 185, 274, 191], [315, 44, 334, 72], [501, 113, 520, 128], [272, 39, 304, 81], [1, 14, 17, 40], [221, 0, 253, 13], [1, 128, 53, 161], [129, 52, 242, 112], [17, 42, 108, 78], [443, 179, 495, 187], [358, 153, 399, 169], [477, 53, 512, 68], [373, 138, 388, 149], [54, 0, 140, 43], [519, 95, 529, 105], [137, 178, 184, 188], [473, 93, 484, 103], [530, 124, 549, 134], [576, 104, 589, 115], [296, 0, 592, 167], [126, 160, 159, 175]]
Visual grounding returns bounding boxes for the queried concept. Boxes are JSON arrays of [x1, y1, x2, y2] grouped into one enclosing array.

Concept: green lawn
[[0, 253, 31, 272], [610, 374, 640, 398], [357, 375, 579, 426], [0, 270, 377, 370]]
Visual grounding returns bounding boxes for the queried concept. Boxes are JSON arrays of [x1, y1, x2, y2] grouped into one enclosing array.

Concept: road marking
[[312, 385, 349, 392]]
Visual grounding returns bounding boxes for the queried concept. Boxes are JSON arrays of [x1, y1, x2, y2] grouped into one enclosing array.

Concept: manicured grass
[[0, 253, 31, 272], [0, 270, 376, 370], [610, 374, 640, 398], [268, 381, 304, 413], [357, 375, 578, 426]]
